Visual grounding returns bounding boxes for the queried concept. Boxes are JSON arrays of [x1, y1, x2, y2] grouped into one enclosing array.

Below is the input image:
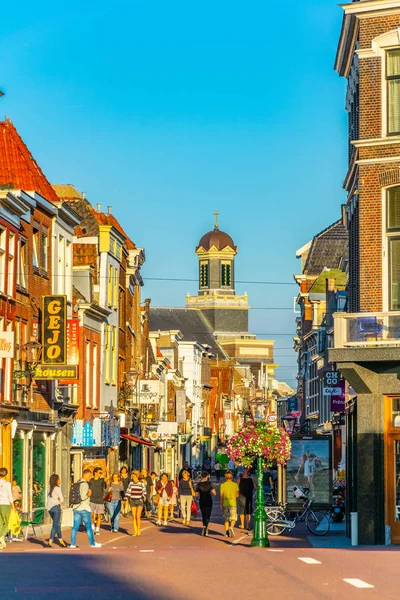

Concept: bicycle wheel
[[265, 508, 287, 536], [306, 510, 330, 536]]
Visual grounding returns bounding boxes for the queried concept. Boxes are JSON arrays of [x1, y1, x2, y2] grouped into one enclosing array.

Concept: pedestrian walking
[[0, 467, 15, 550], [238, 468, 256, 531], [46, 473, 67, 547], [70, 469, 101, 549], [155, 473, 173, 526], [196, 471, 216, 536], [141, 468, 153, 517], [178, 461, 192, 480], [106, 473, 124, 533], [214, 461, 222, 482], [178, 470, 195, 525], [125, 472, 147, 536], [220, 471, 239, 538], [170, 477, 178, 519], [120, 466, 130, 517], [89, 467, 106, 535], [150, 472, 158, 515]]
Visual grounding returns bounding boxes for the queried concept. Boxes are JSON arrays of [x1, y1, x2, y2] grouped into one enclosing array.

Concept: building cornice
[[352, 136, 400, 148], [340, 0, 400, 17], [356, 155, 400, 165]]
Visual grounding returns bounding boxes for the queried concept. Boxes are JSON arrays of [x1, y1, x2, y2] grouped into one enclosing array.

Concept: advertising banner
[[287, 396, 298, 413], [139, 379, 159, 404], [42, 295, 67, 364], [0, 331, 14, 358], [176, 389, 186, 424], [330, 380, 346, 412], [66, 319, 79, 364], [285, 435, 332, 509]]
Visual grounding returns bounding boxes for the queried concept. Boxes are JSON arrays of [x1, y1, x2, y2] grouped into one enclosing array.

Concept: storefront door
[[384, 397, 400, 543]]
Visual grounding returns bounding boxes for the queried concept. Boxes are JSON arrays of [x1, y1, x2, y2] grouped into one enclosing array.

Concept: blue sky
[[1, 0, 348, 387]]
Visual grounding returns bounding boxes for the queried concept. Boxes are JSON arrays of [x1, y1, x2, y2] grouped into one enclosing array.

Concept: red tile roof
[[0, 120, 59, 202], [89, 208, 136, 249]]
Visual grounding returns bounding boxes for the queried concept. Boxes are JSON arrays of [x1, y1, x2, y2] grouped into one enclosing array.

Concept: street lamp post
[[249, 397, 270, 549]]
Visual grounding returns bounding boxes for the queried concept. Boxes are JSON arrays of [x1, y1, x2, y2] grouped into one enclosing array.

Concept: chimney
[[97, 203, 101, 212], [327, 278, 335, 292], [82, 192, 86, 200], [107, 206, 112, 215]]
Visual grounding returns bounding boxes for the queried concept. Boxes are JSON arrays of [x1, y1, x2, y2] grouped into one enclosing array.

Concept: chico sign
[[42, 296, 67, 364]]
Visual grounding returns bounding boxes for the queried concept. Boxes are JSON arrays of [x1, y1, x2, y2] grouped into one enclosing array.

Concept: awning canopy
[[120, 433, 154, 447]]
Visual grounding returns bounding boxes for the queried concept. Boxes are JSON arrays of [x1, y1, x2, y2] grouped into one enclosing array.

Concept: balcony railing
[[333, 311, 400, 348]]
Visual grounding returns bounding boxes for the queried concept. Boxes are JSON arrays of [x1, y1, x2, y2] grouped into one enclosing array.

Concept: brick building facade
[[331, 0, 400, 545]]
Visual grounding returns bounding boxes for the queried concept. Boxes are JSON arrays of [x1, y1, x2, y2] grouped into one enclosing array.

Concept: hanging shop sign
[[139, 379, 159, 404], [287, 396, 298, 413], [71, 417, 120, 448], [42, 295, 67, 364], [0, 331, 14, 358], [35, 365, 78, 380], [323, 371, 342, 396], [66, 319, 79, 364], [176, 390, 186, 424]]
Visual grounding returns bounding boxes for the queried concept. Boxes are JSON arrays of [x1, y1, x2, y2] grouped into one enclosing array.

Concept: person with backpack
[[70, 469, 101, 549]]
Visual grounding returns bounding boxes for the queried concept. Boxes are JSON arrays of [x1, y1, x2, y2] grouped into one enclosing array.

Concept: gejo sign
[[42, 296, 67, 364]]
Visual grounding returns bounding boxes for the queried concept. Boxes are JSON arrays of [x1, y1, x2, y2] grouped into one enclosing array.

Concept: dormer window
[[386, 49, 400, 135]]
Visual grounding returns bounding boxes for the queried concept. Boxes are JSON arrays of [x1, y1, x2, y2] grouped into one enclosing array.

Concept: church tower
[[186, 211, 249, 335]]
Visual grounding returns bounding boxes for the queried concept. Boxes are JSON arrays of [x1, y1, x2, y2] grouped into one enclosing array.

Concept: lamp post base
[[251, 455, 270, 548]]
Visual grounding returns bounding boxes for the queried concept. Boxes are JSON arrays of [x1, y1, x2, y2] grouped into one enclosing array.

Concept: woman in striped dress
[[125, 472, 147, 536]]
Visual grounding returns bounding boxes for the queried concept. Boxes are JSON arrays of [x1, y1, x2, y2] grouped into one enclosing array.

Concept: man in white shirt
[[0, 467, 15, 549], [70, 469, 101, 549]]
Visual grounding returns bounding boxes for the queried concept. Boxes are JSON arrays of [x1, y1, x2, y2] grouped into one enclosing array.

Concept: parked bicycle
[[265, 487, 330, 537]]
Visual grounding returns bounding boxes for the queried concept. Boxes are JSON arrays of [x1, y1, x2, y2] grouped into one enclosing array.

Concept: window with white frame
[[92, 343, 98, 407], [386, 49, 400, 135], [386, 187, 400, 310], [0, 228, 6, 293], [32, 226, 39, 269], [85, 341, 91, 406], [17, 238, 27, 289], [7, 233, 15, 296], [41, 228, 48, 272]]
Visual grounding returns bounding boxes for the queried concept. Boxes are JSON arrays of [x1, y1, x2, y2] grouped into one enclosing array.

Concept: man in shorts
[[220, 470, 239, 538], [89, 467, 105, 534]]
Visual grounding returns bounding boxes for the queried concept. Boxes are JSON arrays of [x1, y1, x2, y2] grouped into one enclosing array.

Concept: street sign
[[323, 386, 342, 396], [267, 414, 277, 423]]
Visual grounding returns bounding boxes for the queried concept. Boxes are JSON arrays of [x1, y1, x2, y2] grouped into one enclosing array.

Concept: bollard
[[350, 512, 358, 546]]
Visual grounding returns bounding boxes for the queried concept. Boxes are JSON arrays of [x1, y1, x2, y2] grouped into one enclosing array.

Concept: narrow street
[[1, 513, 399, 600]]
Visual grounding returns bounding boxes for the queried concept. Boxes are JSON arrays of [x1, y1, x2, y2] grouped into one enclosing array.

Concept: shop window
[[391, 397, 400, 427], [387, 49, 400, 135]]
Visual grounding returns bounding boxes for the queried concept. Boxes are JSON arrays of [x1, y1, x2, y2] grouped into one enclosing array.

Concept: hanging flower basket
[[227, 422, 291, 468]]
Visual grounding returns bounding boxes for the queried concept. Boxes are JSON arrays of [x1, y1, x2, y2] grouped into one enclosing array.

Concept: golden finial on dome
[[214, 209, 219, 230]]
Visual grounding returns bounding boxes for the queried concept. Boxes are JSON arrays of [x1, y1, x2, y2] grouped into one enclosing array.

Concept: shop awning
[[120, 433, 155, 447]]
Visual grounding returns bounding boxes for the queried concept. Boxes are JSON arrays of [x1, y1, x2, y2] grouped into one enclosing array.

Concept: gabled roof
[[89, 208, 136, 249], [150, 307, 227, 358], [303, 219, 348, 276], [52, 184, 82, 201], [0, 120, 59, 202]]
